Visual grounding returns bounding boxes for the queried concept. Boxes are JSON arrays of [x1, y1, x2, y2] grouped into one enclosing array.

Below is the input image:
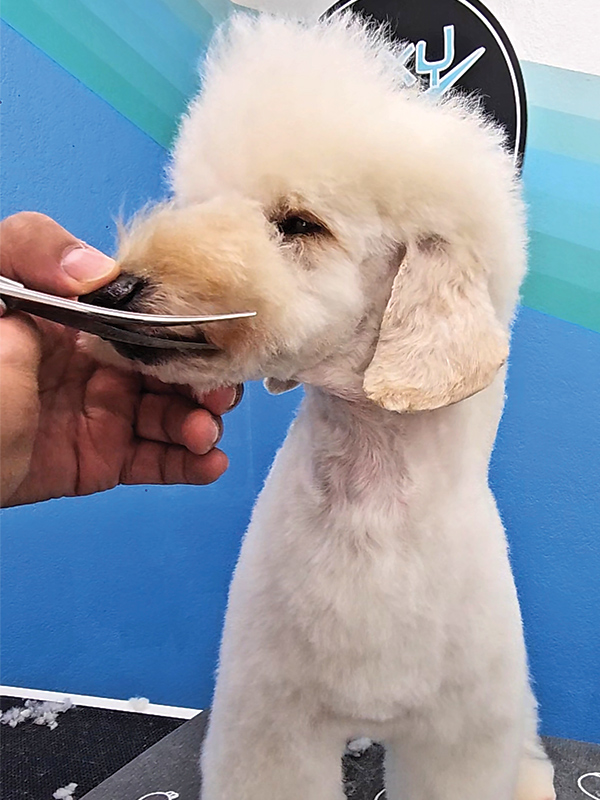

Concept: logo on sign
[[136, 792, 180, 800], [398, 25, 485, 96]]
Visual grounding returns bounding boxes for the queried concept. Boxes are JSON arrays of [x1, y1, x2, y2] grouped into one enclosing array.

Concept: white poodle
[[87, 14, 556, 800]]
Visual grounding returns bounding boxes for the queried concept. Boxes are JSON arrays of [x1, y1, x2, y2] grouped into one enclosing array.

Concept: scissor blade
[[1, 294, 220, 351], [0, 278, 256, 326]]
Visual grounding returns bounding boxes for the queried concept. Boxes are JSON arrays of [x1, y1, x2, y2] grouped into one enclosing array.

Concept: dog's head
[[86, 14, 526, 412]]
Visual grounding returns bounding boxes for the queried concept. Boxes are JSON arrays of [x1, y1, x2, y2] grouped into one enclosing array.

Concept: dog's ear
[[363, 238, 509, 413], [264, 377, 301, 395]]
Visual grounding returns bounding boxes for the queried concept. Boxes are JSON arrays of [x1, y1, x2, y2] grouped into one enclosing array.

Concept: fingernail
[[225, 384, 244, 412], [61, 245, 116, 283], [211, 416, 223, 447]]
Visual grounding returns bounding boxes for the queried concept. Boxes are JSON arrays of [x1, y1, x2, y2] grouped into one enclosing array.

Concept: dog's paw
[[345, 737, 373, 756], [515, 754, 556, 800]]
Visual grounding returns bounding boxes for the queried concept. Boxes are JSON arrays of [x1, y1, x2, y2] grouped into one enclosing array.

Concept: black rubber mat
[[1, 695, 183, 799], [0, 692, 384, 800]]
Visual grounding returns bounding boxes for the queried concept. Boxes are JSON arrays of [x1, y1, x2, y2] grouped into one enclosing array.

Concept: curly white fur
[[91, 13, 557, 800]]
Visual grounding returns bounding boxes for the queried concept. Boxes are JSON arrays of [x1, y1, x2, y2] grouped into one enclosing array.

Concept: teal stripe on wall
[[521, 272, 600, 335], [0, 0, 218, 146], [525, 190, 600, 252], [529, 232, 600, 294], [521, 61, 600, 334], [2, 1, 176, 145], [522, 233, 600, 334], [521, 61, 600, 122], [524, 149, 600, 207], [527, 107, 600, 165], [76, 0, 203, 100], [1, 5, 598, 334]]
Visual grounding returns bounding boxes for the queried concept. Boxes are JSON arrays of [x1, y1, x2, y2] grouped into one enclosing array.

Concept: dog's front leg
[[383, 719, 523, 800], [200, 691, 346, 800]]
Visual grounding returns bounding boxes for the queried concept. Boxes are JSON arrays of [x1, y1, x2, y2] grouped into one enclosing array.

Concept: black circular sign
[[323, 0, 527, 165]]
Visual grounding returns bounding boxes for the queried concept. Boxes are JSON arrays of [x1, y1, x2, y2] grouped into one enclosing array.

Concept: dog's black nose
[[79, 273, 147, 310]]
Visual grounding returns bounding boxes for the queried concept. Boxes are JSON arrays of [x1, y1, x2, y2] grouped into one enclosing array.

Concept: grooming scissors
[[0, 276, 256, 352]]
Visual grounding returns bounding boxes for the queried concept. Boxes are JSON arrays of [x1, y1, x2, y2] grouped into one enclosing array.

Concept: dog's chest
[[234, 407, 476, 717], [244, 484, 460, 717]]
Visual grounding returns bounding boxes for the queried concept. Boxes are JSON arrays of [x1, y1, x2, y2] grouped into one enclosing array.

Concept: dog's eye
[[276, 216, 324, 237]]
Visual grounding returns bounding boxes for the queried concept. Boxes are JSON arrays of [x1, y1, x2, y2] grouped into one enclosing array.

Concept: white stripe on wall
[[0, 685, 201, 719], [233, 0, 600, 77]]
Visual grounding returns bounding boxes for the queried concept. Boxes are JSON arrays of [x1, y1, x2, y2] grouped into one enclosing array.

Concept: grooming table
[[2, 694, 599, 800]]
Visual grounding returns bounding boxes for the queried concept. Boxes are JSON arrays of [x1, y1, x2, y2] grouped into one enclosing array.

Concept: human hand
[[0, 212, 241, 507]]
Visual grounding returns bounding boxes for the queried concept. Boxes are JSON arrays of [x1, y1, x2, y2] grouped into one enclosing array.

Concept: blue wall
[[490, 309, 600, 743], [1, 21, 599, 743]]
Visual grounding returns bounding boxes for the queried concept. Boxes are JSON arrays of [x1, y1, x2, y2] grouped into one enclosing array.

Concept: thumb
[[0, 212, 119, 296]]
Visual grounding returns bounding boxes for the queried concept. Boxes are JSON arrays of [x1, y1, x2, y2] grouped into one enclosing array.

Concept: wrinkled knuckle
[[161, 396, 176, 439], [4, 211, 50, 235]]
